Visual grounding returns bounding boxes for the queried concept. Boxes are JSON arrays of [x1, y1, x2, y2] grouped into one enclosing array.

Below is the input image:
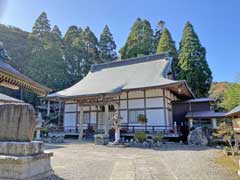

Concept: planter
[[94, 134, 109, 145]]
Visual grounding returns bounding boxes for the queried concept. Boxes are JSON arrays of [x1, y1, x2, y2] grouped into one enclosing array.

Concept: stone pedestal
[[0, 104, 54, 179], [47, 132, 65, 143], [0, 141, 53, 180], [115, 128, 120, 143]]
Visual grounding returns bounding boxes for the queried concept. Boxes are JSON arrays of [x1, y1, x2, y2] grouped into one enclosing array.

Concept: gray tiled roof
[[48, 53, 194, 99], [0, 48, 51, 95], [186, 111, 226, 118], [174, 97, 215, 104], [0, 93, 23, 103], [0, 60, 33, 82], [226, 105, 240, 116]]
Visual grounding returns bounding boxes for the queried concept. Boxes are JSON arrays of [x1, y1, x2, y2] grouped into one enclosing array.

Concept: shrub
[[134, 132, 146, 143], [152, 132, 164, 143], [213, 122, 235, 155]]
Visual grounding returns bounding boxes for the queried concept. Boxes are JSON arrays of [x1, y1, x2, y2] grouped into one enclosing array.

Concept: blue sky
[[0, 0, 239, 82]]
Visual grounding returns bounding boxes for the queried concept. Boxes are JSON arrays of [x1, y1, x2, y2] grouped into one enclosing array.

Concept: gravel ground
[[45, 140, 239, 180]]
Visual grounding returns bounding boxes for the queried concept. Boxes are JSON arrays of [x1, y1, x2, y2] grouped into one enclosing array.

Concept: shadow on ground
[[44, 139, 94, 150], [107, 143, 218, 152], [44, 174, 65, 180]]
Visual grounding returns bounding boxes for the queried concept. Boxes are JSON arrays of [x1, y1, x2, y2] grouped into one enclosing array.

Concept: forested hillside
[[209, 82, 240, 111], [0, 12, 213, 105]]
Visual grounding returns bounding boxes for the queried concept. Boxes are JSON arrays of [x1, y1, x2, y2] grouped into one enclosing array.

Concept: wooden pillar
[[47, 101, 50, 117], [163, 89, 167, 127], [58, 101, 61, 126], [79, 106, 84, 141], [104, 104, 109, 136], [189, 118, 193, 129], [211, 118, 217, 129], [20, 88, 23, 100]]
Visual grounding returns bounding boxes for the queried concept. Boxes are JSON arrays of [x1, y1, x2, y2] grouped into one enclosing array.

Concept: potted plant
[[137, 114, 148, 125], [134, 132, 146, 143], [152, 132, 164, 143], [94, 134, 109, 145], [137, 114, 148, 132]]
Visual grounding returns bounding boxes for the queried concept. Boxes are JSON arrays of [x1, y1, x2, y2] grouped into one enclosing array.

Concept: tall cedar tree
[[52, 25, 62, 38], [63, 26, 82, 46], [178, 22, 212, 97], [63, 26, 83, 85], [99, 25, 117, 62], [71, 26, 100, 77], [27, 12, 68, 91], [156, 28, 178, 76], [153, 20, 165, 53], [120, 18, 153, 59], [31, 12, 51, 40]]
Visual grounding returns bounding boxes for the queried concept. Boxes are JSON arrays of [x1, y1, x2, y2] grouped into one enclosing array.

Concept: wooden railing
[[120, 124, 173, 134], [62, 124, 173, 135]]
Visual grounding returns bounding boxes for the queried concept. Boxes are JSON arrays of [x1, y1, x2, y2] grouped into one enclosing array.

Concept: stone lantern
[[36, 112, 44, 140], [113, 110, 121, 143]]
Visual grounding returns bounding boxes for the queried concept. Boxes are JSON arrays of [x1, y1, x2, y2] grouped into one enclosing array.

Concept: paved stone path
[[45, 140, 239, 180]]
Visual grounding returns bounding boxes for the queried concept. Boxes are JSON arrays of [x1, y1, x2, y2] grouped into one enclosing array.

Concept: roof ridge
[[91, 52, 170, 72]]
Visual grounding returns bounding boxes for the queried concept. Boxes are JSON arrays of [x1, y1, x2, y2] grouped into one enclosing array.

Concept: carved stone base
[[0, 141, 53, 180], [0, 141, 44, 156]]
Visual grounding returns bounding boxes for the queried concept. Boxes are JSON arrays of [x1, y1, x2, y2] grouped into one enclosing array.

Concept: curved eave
[[46, 80, 194, 101], [0, 68, 51, 96]]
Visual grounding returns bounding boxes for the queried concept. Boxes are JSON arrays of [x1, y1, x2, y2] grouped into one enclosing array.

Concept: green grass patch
[[216, 153, 239, 173]]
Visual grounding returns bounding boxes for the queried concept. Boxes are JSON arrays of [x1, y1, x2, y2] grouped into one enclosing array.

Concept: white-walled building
[[47, 53, 194, 138]]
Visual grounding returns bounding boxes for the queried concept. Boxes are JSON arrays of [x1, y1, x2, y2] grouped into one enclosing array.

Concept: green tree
[[63, 26, 85, 86], [119, 18, 153, 59], [63, 26, 82, 46], [156, 28, 178, 76], [222, 83, 240, 110], [75, 26, 100, 64], [99, 25, 117, 62], [31, 12, 51, 40], [27, 43, 67, 91], [52, 25, 62, 38], [65, 26, 100, 83], [153, 20, 165, 52], [178, 22, 212, 97]]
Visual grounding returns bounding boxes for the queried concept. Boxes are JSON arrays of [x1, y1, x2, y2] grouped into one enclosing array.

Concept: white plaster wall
[[120, 92, 127, 99], [128, 90, 144, 99], [146, 97, 164, 108], [165, 110, 169, 126], [146, 109, 165, 126], [120, 100, 127, 109], [97, 112, 104, 129], [78, 106, 90, 111], [64, 104, 76, 112], [128, 99, 144, 109], [168, 110, 173, 126], [91, 106, 97, 111], [64, 113, 76, 127], [146, 89, 163, 97], [90, 112, 97, 123], [120, 110, 128, 123]]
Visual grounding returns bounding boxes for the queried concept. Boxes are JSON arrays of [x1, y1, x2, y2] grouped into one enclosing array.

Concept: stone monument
[[188, 127, 208, 146], [0, 103, 53, 179]]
